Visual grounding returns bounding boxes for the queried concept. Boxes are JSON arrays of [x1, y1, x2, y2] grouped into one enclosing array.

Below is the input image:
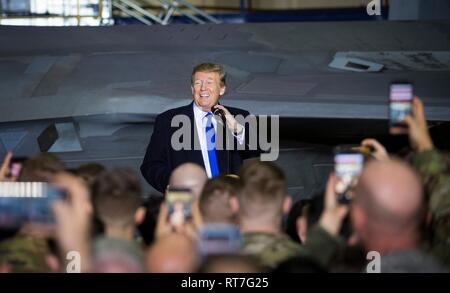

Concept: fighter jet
[[0, 20, 449, 198]]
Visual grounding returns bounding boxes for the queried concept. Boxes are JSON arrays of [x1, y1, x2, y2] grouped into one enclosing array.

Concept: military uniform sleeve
[[412, 149, 450, 221], [301, 224, 345, 269], [413, 149, 450, 264]]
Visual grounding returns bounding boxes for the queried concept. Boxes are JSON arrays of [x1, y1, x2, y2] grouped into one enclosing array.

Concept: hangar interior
[[1, 0, 450, 200]]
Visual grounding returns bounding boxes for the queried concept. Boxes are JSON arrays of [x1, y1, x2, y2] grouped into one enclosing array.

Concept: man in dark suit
[[141, 63, 255, 193]]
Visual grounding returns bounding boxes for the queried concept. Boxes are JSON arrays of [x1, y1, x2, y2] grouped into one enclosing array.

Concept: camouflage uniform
[[413, 149, 450, 265], [91, 236, 145, 273], [0, 234, 51, 273], [243, 225, 342, 269]]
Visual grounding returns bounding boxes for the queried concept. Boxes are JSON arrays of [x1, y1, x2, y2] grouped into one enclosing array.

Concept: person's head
[[236, 161, 291, 231], [191, 63, 226, 112], [286, 196, 321, 244], [198, 254, 262, 273], [287, 191, 353, 244], [146, 233, 199, 273], [351, 159, 425, 253], [75, 163, 105, 188], [92, 169, 145, 234], [91, 237, 145, 273], [18, 153, 65, 182], [169, 163, 208, 200], [199, 175, 242, 224]]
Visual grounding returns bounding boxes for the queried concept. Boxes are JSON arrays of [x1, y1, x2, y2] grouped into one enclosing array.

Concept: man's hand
[[390, 96, 434, 152], [52, 172, 92, 272], [319, 173, 349, 236], [155, 201, 202, 241], [404, 97, 434, 152], [361, 138, 389, 161], [213, 104, 244, 135]]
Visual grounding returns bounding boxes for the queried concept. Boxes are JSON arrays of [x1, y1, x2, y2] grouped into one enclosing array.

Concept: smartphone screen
[[0, 182, 65, 228], [334, 153, 364, 204], [166, 188, 193, 227], [8, 157, 27, 178], [197, 223, 242, 256], [389, 83, 413, 127]]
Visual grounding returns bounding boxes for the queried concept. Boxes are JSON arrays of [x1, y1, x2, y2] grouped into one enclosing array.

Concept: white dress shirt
[[192, 103, 245, 178]]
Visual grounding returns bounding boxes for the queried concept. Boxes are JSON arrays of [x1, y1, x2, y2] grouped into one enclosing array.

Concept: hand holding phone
[[389, 83, 413, 133], [0, 182, 66, 228], [334, 150, 364, 204], [360, 139, 389, 161], [166, 188, 193, 228]]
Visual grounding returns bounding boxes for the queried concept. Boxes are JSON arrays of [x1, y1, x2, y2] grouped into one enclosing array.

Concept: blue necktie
[[205, 112, 219, 177]]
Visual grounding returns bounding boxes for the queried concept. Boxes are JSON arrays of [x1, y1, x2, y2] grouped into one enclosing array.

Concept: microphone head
[[213, 107, 223, 117], [213, 107, 226, 124], [213, 108, 225, 119]]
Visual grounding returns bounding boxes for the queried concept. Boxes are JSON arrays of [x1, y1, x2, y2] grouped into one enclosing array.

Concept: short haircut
[[75, 163, 106, 187], [18, 153, 65, 182], [191, 63, 226, 87], [238, 161, 287, 218], [92, 169, 143, 227], [199, 175, 242, 224]]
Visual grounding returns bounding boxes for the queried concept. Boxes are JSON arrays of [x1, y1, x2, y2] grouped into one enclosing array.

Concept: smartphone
[[166, 188, 193, 226], [0, 182, 66, 229], [8, 157, 27, 179], [334, 151, 364, 204], [389, 83, 413, 127], [197, 223, 242, 256]]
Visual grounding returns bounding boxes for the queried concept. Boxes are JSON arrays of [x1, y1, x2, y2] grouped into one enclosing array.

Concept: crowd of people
[[0, 96, 448, 273]]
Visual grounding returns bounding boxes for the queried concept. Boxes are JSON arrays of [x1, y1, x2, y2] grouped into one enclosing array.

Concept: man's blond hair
[[191, 63, 226, 87]]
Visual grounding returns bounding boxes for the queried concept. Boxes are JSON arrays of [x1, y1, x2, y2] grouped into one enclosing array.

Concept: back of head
[[238, 161, 287, 221], [199, 175, 242, 224], [146, 234, 198, 273], [92, 237, 145, 273], [198, 254, 262, 273], [18, 153, 65, 182], [75, 163, 105, 188], [352, 159, 424, 248], [285, 193, 323, 243], [169, 163, 207, 199], [92, 168, 142, 228], [286, 191, 353, 243]]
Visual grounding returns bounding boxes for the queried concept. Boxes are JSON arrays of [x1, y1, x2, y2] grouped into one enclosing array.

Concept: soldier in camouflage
[[238, 161, 345, 270], [371, 96, 450, 266]]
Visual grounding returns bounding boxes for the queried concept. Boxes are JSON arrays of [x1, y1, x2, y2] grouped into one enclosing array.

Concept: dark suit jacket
[[140, 102, 256, 192]]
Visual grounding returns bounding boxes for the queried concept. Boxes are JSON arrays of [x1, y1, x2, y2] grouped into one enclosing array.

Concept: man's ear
[[191, 85, 195, 96], [229, 196, 239, 214], [134, 207, 147, 225], [219, 85, 226, 96], [296, 216, 308, 244], [282, 196, 292, 215]]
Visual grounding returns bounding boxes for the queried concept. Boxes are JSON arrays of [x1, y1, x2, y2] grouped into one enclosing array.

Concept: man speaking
[[141, 63, 254, 193]]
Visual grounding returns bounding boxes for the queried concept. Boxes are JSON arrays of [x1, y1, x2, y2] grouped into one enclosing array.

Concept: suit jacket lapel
[[183, 102, 205, 168]]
